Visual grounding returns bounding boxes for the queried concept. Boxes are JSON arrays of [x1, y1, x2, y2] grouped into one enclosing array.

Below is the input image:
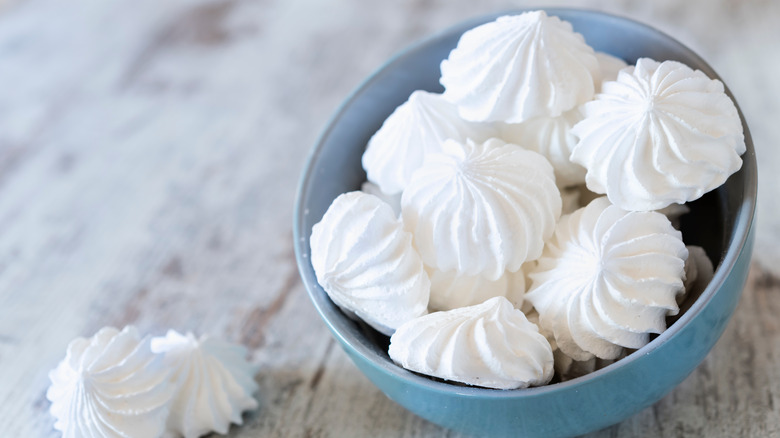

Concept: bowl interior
[[294, 8, 757, 396]]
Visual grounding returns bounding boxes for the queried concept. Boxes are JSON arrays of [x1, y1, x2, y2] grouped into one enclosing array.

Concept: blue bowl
[[294, 9, 757, 437]]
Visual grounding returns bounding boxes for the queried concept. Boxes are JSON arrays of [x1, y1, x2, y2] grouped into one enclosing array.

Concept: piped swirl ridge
[[311, 191, 430, 335], [440, 11, 599, 123], [402, 138, 561, 281], [525, 197, 688, 360], [389, 296, 553, 389], [571, 58, 745, 211]]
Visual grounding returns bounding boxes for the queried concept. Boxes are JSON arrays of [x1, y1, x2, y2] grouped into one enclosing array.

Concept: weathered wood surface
[[0, 0, 778, 437]]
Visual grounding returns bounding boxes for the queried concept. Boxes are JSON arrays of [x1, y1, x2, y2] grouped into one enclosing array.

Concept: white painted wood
[[0, 0, 777, 436]]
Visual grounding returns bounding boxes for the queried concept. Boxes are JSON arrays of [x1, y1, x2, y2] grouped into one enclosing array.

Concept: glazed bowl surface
[[294, 8, 757, 437]]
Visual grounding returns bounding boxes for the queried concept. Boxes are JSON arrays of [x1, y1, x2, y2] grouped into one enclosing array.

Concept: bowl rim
[[293, 7, 758, 399]]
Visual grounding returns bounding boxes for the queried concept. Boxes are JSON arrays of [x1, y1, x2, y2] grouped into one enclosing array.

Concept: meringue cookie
[[679, 245, 715, 306], [311, 191, 430, 335], [361, 181, 401, 217], [498, 108, 586, 187], [525, 308, 604, 380], [362, 90, 495, 195], [47, 326, 174, 438], [402, 138, 561, 281], [440, 11, 599, 123], [553, 347, 595, 381], [594, 51, 628, 90], [389, 296, 554, 389], [151, 331, 258, 438], [553, 348, 622, 382], [571, 58, 746, 211], [525, 197, 688, 360], [427, 267, 526, 312]]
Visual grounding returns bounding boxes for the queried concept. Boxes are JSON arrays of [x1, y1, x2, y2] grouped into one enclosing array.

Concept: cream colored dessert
[[47, 326, 174, 438], [310, 191, 429, 335], [151, 331, 258, 438], [427, 267, 526, 312], [402, 137, 561, 281], [389, 297, 554, 389], [571, 58, 745, 211], [525, 197, 688, 360], [440, 11, 599, 123], [497, 108, 586, 187], [362, 90, 495, 195]]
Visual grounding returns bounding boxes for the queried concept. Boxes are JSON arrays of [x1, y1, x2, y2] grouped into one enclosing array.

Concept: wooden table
[[1, 0, 778, 436]]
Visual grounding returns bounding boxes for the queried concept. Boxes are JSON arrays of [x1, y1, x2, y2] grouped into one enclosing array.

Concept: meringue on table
[[47, 326, 174, 438], [389, 296, 554, 389], [525, 197, 688, 361], [310, 191, 430, 335], [151, 330, 258, 438]]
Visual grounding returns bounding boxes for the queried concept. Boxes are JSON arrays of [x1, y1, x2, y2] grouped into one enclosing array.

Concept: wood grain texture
[[0, 0, 778, 437]]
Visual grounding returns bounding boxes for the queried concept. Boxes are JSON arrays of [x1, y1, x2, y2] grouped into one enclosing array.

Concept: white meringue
[[440, 11, 599, 123], [361, 181, 401, 217], [389, 296, 554, 389], [526, 308, 604, 380], [311, 191, 430, 335], [362, 90, 494, 195], [594, 51, 628, 91], [498, 108, 586, 187], [571, 58, 746, 211], [427, 267, 526, 312], [525, 197, 688, 360], [402, 138, 561, 281], [151, 331, 258, 438], [47, 326, 174, 438]]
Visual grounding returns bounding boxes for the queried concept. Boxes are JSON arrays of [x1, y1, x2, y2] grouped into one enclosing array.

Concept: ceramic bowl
[[294, 8, 757, 437]]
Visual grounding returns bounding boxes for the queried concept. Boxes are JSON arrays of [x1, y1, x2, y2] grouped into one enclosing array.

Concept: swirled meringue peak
[[402, 138, 561, 281], [525, 197, 688, 361], [311, 191, 430, 335], [571, 58, 746, 211], [47, 326, 174, 438], [362, 90, 495, 195], [389, 296, 553, 389], [498, 108, 586, 187], [440, 12, 599, 123], [151, 331, 258, 438], [428, 267, 526, 312]]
